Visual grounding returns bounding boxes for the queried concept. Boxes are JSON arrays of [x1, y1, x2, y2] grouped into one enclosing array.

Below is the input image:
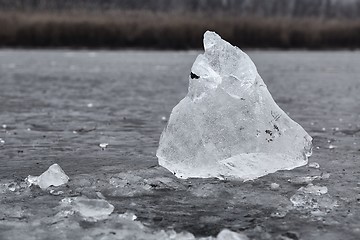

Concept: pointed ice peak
[[26, 163, 69, 190], [203, 31, 222, 51], [190, 31, 258, 101]]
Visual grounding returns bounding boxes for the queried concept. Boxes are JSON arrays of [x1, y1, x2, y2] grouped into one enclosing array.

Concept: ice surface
[[26, 163, 69, 190], [157, 31, 312, 180]]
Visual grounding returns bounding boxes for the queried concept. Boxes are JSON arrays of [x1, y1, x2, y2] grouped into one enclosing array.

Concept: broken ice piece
[[308, 162, 320, 169], [61, 196, 114, 221], [270, 183, 280, 190], [0, 138, 4, 144], [99, 143, 109, 150], [290, 184, 337, 212], [118, 211, 137, 221], [157, 31, 312, 180], [217, 229, 249, 240], [26, 163, 69, 190]]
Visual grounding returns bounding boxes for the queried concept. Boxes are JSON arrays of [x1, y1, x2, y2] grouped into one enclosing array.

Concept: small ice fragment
[[308, 162, 320, 169], [49, 189, 64, 196], [290, 184, 336, 213], [288, 176, 319, 184], [72, 130, 77, 134], [301, 184, 328, 195], [271, 209, 288, 218], [311, 209, 326, 217], [334, 127, 340, 131], [26, 164, 69, 190], [328, 145, 336, 149], [310, 122, 315, 126], [161, 116, 167, 122], [2, 124, 7, 129], [0, 138, 4, 144], [7, 182, 17, 192], [96, 191, 106, 199], [321, 173, 331, 179], [322, 127, 326, 131], [217, 229, 249, 240], [118, 211, 137, 221], [99, 143, 109, 149], [270, 183, 280, 190], [61, 197, 114, 221], [157, 31, 312, 180], [87, 103, 93, 108], [25, 175, 39, 187], [27, 128, 31, 131]]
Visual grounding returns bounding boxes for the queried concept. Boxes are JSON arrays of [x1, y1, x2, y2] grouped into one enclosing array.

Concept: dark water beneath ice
[[0, 50, 359, 239]]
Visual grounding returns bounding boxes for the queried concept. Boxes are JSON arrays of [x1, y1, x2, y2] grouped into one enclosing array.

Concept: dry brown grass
[[0, 10, 359, 49]]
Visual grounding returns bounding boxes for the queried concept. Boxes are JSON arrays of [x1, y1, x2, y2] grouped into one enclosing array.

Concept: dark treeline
[[1, 0, 360, 19], [0, 1, 360, 49], [0, 11, 359, 50]]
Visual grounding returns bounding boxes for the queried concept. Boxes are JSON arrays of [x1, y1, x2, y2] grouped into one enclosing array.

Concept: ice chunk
[[308, 162, 320, 169], [157, 31, 312, 180], [118, 211, 137, 221], [60, 197, 114, 221], [290, 184, 337, 213], [99, 143, 109, 150], [26, 163, 69, 190], [270, 183, 280, 190], [217, 229, 249, 240]]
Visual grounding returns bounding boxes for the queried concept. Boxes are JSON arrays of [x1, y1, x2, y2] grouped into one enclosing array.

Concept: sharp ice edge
[[157, 31, 312, 180], [26, 163, 69, 190]]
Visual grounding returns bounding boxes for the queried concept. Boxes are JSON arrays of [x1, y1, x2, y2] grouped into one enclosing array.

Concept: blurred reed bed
[[0, 10, 359, 49]]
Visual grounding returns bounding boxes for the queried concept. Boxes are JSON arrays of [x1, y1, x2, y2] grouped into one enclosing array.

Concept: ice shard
[[157, 31, 312, 180], [26, 163, 69, 190]]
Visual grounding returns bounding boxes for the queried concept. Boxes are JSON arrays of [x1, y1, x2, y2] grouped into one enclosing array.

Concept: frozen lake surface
[[0, 50, 359, 239]]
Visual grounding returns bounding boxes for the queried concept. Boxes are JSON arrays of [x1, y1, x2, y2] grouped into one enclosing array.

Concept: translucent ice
[[60, 196, 114, 221], [290, 184, 337, 213], [157, 31, 312, 180], [26, 163, 69, 190]]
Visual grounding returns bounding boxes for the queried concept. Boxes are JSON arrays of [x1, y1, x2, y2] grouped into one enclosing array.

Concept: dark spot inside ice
[[265, 130, 273, 136], [190, 72, 200, 79]]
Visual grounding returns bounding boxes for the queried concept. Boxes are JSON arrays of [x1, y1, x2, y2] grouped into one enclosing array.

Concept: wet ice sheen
[[157, 31, 312, 180]]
